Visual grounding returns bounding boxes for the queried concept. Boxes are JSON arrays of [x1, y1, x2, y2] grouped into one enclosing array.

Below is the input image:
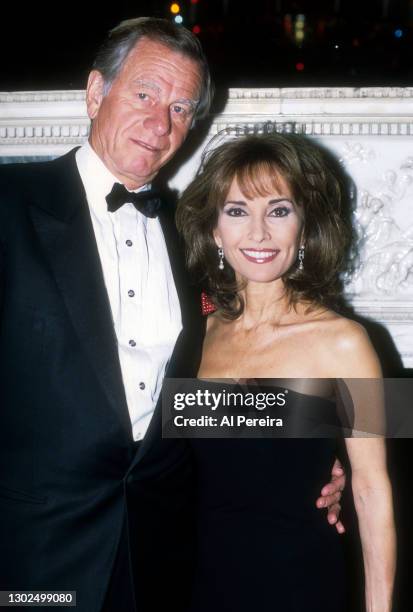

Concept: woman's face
[[213, 173, 304, 284]]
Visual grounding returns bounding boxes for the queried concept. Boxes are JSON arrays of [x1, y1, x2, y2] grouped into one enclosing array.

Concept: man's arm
[[316, 458, 346, 534]]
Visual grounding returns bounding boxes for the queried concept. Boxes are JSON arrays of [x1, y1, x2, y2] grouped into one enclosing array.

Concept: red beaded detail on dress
[[201, 292, 217, 316]]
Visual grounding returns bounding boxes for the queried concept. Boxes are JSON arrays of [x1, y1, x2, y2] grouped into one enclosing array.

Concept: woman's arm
[[332, 321, 396, 612], [346, 438, 396, 612]]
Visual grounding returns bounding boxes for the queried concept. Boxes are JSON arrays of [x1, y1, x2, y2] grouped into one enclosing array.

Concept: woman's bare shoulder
[[319, 313, 370, 349], [314, 312, 382, 378]]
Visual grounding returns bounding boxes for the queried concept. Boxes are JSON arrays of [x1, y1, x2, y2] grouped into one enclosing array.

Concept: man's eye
[[137, 92, 149, 100], [171, 105, 189, 118], [269, 207, 290, 217], [225, 207, 247, 217]]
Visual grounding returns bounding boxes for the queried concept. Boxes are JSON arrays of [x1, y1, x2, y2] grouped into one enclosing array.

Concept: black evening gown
[[188, 384, 347, 612]]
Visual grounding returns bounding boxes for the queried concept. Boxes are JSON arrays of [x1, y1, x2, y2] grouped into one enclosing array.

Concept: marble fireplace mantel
[[1, 87, 412, 368]]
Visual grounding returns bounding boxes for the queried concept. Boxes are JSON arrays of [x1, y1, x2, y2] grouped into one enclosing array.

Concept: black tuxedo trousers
[[0, 150, 205, 611]]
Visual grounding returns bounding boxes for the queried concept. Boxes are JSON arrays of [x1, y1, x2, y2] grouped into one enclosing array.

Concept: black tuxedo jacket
[[0, 149, 206, 612]]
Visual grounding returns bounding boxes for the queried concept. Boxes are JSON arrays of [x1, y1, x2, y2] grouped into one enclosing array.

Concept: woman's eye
[[269, 207, 290, 217], [225, 207, 247, 217]]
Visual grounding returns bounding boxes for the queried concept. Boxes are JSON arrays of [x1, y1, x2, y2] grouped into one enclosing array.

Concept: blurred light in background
[[284, 14, 293, 37], [295, 14, 306, 45]]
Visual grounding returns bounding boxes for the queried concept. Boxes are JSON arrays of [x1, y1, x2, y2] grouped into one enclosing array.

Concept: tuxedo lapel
[[157, 203, 195, 329], [28, 150, 132, 439], [157, 199, 206, 371]]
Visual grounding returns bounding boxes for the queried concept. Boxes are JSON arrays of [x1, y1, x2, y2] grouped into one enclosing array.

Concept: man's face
[[86, 38, 202, 189]]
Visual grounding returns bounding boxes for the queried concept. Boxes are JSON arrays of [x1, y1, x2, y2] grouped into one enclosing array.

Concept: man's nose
[[248, 217, 271, 242], [144, 106, 171, 136]]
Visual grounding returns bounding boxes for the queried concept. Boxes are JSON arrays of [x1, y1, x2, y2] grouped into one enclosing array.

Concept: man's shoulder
[[0, 148, 82, 223], [0, 148, 79, 192]]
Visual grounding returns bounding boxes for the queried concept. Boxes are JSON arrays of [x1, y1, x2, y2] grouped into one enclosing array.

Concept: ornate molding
[[220, 87, 413, 136], [351, 301, 413, 323], [0, 90, 88, 154], [0, 129, 88, 141], [0, 91, 85, 103], [228, 87, 413, 100], [211, 120, 413, 137], [350, 300, 413, 367], [4, 120, 411, 145], [1, 88, 412, 151], [0, 133, 88, 143], [2, 88, 413, 105]]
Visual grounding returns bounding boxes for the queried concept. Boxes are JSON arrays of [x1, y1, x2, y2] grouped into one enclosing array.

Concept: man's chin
[[127, 160, 163, 185]]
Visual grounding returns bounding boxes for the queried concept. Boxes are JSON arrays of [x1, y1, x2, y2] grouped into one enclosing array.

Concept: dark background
[[1, 0, 413, 93], [2, 1, 412, 609]]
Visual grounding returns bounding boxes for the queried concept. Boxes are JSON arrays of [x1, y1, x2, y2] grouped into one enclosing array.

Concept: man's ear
[[86, 70, 105, 120]]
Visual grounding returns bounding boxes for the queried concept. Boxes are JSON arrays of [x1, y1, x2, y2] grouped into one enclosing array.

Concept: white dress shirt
[[76, 142, 182, 441]]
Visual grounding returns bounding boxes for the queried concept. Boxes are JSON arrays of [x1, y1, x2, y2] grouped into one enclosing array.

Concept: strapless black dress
[[187, 383, 347, 612]]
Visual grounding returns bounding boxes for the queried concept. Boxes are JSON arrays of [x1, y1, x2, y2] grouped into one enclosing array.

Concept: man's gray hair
[[92, 16, 213, 121]]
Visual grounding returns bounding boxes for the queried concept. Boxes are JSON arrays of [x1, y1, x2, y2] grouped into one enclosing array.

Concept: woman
[[176, 132, 395, 612]]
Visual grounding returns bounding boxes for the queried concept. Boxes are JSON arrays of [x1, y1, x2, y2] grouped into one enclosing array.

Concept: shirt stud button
[[128, 290, 135, 297], [129, 339, 136, 347], [139, 382, 146, 390], [126, 239, 133, 247]]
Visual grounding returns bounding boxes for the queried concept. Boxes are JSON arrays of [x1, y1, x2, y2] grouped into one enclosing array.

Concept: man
[[0, 17, 344, 612]]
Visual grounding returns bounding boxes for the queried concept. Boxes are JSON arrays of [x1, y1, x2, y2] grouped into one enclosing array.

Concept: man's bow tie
[[106, 183, 162, 218]]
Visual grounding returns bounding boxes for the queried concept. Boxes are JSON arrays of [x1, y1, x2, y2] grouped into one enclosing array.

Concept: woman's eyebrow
[[224, 198, 293, 205], [268, 198, 294, 204]]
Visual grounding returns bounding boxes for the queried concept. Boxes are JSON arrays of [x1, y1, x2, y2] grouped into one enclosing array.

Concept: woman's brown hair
[[176, 132, 355, 319]]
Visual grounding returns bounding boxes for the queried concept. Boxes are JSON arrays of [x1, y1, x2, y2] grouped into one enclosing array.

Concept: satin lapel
[[132, 201, 206, 463], [28, 151, 132, 439], [156, 203, 195, 328], [156, 200, 206, 372]]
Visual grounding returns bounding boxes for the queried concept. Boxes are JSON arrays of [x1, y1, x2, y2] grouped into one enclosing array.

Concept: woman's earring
[[298, 246, 305, 271], [218, 247, 225, 270]]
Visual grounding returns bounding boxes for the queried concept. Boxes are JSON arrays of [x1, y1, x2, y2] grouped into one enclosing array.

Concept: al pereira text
[[173, 415, 284, 428]]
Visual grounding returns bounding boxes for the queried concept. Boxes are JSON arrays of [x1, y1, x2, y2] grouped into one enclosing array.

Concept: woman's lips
[[240, 249, 280, 264]]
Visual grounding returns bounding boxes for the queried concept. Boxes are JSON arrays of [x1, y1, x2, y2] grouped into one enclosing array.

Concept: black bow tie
[[106, 183, 162, 218]]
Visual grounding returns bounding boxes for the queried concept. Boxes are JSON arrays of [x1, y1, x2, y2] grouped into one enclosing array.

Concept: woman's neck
[[237, 280, 294, 330]]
